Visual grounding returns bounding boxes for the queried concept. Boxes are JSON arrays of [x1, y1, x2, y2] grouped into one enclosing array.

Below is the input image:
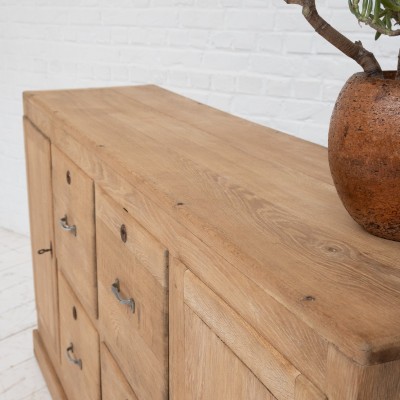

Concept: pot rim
[[352, 70, 399, 82]]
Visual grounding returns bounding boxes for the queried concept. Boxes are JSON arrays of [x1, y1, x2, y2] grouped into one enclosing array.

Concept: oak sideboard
[[24, 85, 400, 400]]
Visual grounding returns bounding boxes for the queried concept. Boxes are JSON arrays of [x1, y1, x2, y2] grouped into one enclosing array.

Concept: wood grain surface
[[52, 145, 97, 320], [184, 269, 300, 400], [49, 127, 328, 391], [24, 120, 59, 368], [327, 344, 400, 399], [169, 257, 187, 400], [184, 305, 277, 400], [33, 330, 67, 400], [23, 86, 400, 366], [100, 342, 139, 400], [294, 375, 327, 400], [96, 187, 169, 400], [58, 272, 100, 400]]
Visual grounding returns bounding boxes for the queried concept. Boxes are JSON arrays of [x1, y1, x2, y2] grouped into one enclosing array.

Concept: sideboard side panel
[[24, 118, 59, 366]]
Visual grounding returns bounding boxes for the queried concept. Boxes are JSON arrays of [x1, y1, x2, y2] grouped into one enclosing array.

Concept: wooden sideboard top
[[24, 85, 400, 367]]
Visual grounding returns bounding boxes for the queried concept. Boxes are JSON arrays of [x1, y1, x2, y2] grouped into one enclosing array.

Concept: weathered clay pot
[[328, 71, 400, 241]]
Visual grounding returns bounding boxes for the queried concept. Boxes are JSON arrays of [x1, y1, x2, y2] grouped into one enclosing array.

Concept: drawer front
[[96, 187, 169, 400], [52, 145, 97, 318], [58, 272, 100, 400], [101, 342, 138, 400]]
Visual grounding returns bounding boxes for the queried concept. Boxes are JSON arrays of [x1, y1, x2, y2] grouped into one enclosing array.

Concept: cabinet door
[[24, 119, 59, 363], [170, 258, 276, 400], [184, 305, 275, 399]]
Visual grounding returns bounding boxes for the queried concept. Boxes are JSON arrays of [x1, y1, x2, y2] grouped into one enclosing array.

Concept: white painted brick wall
[[0, 0, 398, 235]]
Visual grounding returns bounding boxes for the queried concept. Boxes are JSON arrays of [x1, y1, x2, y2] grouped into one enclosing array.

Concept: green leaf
[[348, 0, 357, 14], [381, 0, 400, 12], [385, 13, 393, 27], [367, 0, 374, 15], [361, 0, 369, 16], [375, 30, 382, 39], [374, 0, 381, 22]]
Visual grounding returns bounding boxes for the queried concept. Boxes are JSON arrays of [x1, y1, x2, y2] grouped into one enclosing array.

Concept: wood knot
[[302, 295, 316, 302], [327, 246, 338, 253]]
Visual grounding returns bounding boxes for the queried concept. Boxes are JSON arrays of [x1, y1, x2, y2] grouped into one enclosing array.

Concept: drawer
[[96, 186, 169, 400], [52, 145, 97, 318], [58, 271, 100, 400], [101, 342, 138, 400]]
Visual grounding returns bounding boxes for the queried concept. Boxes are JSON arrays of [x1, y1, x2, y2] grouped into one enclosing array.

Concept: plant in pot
[[284, 0, 400, 241]]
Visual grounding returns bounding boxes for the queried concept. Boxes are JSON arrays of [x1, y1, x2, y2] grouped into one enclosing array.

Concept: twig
[[361, 20, 400, 36], [284, 0, 383, 77]]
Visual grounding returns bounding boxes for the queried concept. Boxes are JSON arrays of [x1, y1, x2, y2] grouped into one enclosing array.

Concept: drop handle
[[111, 279, 135, 313], [66, 343, 82, 369], [59, 215, 76, 236]]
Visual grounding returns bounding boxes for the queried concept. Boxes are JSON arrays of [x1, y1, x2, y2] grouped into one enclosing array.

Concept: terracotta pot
[[328, 71, 400, 241]]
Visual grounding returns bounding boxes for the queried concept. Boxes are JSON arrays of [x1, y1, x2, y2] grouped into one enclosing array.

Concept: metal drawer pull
[[60, 216, 76, 236], [111, 279, 135, 313], [66, 343, 82, 369]]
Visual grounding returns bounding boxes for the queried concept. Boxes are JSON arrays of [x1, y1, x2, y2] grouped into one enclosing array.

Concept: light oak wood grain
[[23, 87, 400, 366], [24, 120, 59, 368], [184, 305, 277, 400], [184, 270, 300, 400], [58, 272, 100, 400], [52, 145, 97, 321], [33, 330, 67, 400], [114, 85, 332, 185], [100, 342, 138, 400], [48, 126, 328, 390], [96, 185, 168, 289], [23, 86, 400, 400], [295, 375, 327, 400], [96, 188, 168, 400], [169, 258, 187, 400], [327, 344, 400, 399]]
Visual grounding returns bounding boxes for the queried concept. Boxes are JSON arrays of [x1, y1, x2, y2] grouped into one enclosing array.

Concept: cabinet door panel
[[184, 305, 276, 400], [24, 119, 59, 364]]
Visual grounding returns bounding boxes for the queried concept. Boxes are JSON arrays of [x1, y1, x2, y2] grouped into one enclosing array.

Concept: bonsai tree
[[284, 0, 400, 79]]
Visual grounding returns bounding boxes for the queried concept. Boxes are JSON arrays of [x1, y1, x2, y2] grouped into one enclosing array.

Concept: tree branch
[[284, 0, 383, 77]]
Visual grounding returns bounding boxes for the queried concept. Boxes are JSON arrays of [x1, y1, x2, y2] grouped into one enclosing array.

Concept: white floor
[[0, 228, 51, 400]]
